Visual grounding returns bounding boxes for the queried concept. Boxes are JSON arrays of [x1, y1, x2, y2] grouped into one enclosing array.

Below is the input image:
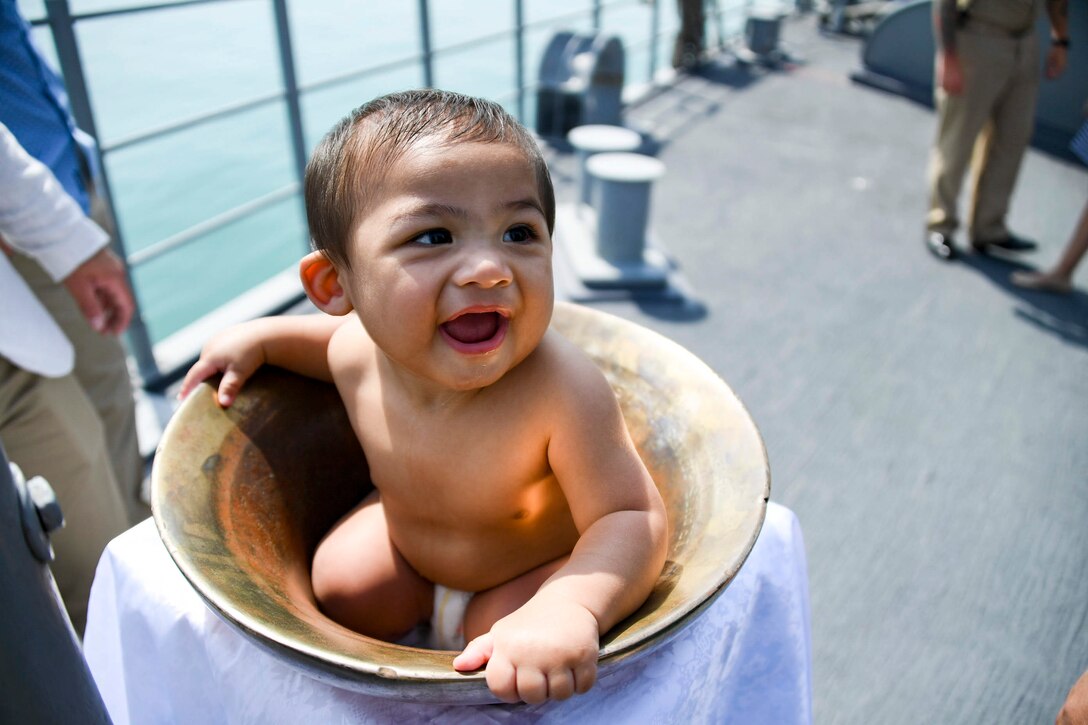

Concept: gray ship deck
[[546, 13, 1086, 724]]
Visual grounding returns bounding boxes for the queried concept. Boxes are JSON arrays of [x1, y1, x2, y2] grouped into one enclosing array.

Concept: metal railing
[[30, 0, 750, 388]]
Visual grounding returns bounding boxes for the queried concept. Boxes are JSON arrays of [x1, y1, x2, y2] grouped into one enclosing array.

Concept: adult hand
[[62, 247, 134, 335], [1045, 45, 1067, 80], [938, 51, 964, 95]]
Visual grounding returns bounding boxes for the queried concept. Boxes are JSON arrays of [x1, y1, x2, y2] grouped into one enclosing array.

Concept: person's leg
[[926, 33, 1012, 238], [968, 34, 1040, 244], [1011, 200, 1088, 293], [9, 253, 147, 525], [462, 555, 570, 642], [1049, 201, 1088, 279], [0, 358, 130, 634], [926, 96, 973, 237], [310, 491, 434, 640], [1057, 668, 1088, 725]]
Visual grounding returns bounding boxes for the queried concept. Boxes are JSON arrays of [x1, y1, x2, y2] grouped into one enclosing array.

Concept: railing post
[[514, 0, 525, 123], [650, 0, 661, 81], [418, 0, 434, 88], [43, 0, 160, 385], [270, 0, 308, 252]]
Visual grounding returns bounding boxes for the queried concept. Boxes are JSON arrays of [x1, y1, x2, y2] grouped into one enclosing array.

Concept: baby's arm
[[454, 340, 669, 703], [178, 314, 346, 406]]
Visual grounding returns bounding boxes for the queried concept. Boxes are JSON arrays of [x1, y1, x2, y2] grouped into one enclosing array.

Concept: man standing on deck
[[925, 0, 1069, 260], [0, 1, 147, 633]]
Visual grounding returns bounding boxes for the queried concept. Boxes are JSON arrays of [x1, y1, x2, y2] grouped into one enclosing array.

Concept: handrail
[[31, 2, 663, 151], [126, 184, 300, 267], [33, 0, 244, 24], [28, 0, 746, 387], [100, 90, 287, 153]]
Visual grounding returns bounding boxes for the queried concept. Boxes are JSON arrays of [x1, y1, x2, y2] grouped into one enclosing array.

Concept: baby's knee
[[310, 545, 430, 640], [310, 545, 367, 618], [309, 551, 347, 607], [311, 568, 393, 638]]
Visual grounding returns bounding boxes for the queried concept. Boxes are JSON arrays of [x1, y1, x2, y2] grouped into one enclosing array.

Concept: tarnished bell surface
[[152, 301, 770, 704]]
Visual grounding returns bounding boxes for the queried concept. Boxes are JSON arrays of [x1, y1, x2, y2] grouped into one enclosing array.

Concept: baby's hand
[[177, 325, 267, 407], [453, 598, 599, 704]]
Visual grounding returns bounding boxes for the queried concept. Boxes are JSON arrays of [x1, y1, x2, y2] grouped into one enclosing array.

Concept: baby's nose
[[454, 247, 512, 287]]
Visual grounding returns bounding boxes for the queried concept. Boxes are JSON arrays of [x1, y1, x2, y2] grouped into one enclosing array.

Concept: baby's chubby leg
[[311, 491, 433, 641], [461, 555, 569, 643]]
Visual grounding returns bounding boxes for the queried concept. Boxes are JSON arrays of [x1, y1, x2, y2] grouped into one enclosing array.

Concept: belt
[[962, 15, 1033, 39]]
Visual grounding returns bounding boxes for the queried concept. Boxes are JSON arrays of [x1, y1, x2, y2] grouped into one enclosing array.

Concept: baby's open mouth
[[441, 311, 504, 344]]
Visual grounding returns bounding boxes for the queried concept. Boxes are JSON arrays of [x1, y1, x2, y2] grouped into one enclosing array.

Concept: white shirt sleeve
[[0, 120, 109, 282], [0, 120, 112, 377]]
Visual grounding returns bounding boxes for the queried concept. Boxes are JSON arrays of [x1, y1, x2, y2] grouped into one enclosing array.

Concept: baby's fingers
[[177, 360, 250, 407], [485, 662, 569, 705], [453, 633, 493, 673], [537, 662, 594, 703], [177, 359, 220, 401], [573, 659, 597, 695], [483, 656, 520, 704], [546, 669, 576, 702], [215, 367, 250, 407], [516, 667, 550, 705]]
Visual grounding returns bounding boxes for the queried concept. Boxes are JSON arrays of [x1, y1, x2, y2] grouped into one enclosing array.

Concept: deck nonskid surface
[[550, 13, 1087, 724]]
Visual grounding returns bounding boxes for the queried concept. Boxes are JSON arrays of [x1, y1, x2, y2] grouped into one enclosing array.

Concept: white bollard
[[586, 152, 665, 264], [567, 125, 643, 208]]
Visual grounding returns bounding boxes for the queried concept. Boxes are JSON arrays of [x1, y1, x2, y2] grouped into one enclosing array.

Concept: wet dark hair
[[304, 88, 555, 271]]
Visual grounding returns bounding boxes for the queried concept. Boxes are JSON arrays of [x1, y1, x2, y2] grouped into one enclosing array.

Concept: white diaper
[[430, 585, 473, 650]]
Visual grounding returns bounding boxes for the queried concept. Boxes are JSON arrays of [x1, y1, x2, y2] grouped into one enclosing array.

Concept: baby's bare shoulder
[[327, 315, 376, 380], [517, 331, 616, 411]]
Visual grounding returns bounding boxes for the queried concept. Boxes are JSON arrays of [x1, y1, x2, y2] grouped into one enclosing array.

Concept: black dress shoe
[[926, 232, 956, 260], [971, 233, 1037, 253]]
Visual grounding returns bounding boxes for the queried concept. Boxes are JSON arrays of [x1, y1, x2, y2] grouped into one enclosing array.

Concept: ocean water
[[16, 0, 746, 355]]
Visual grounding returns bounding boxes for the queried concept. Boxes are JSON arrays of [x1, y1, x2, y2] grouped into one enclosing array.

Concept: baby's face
[[342, 139, 554, 392]]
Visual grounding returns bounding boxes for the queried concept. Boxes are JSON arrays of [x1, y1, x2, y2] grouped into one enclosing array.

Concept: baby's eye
[[411, 229, 453, 246], [503, 225, 537, 244]]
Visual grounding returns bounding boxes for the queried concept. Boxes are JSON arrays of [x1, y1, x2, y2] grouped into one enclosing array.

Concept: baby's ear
[[300, 251, 353, 316]]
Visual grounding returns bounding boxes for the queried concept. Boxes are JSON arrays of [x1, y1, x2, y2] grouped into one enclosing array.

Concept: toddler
[[180, 89, 668, 704]]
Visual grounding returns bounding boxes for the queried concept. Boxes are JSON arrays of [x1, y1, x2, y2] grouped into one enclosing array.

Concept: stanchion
[[557, 149, 671, 290], [588, 152, 666, 265], [568, 124, 643, 208]]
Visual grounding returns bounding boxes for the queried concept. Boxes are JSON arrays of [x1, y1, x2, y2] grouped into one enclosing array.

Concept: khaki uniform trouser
[[926, 30, 1040, 242], [1, 254, 147, 634]]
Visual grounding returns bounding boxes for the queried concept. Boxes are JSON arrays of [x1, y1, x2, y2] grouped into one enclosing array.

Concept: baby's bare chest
[[352, 404, 554, 517]]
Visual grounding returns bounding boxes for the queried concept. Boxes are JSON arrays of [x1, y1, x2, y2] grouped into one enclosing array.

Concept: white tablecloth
[[83, 502, 811, 724]]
